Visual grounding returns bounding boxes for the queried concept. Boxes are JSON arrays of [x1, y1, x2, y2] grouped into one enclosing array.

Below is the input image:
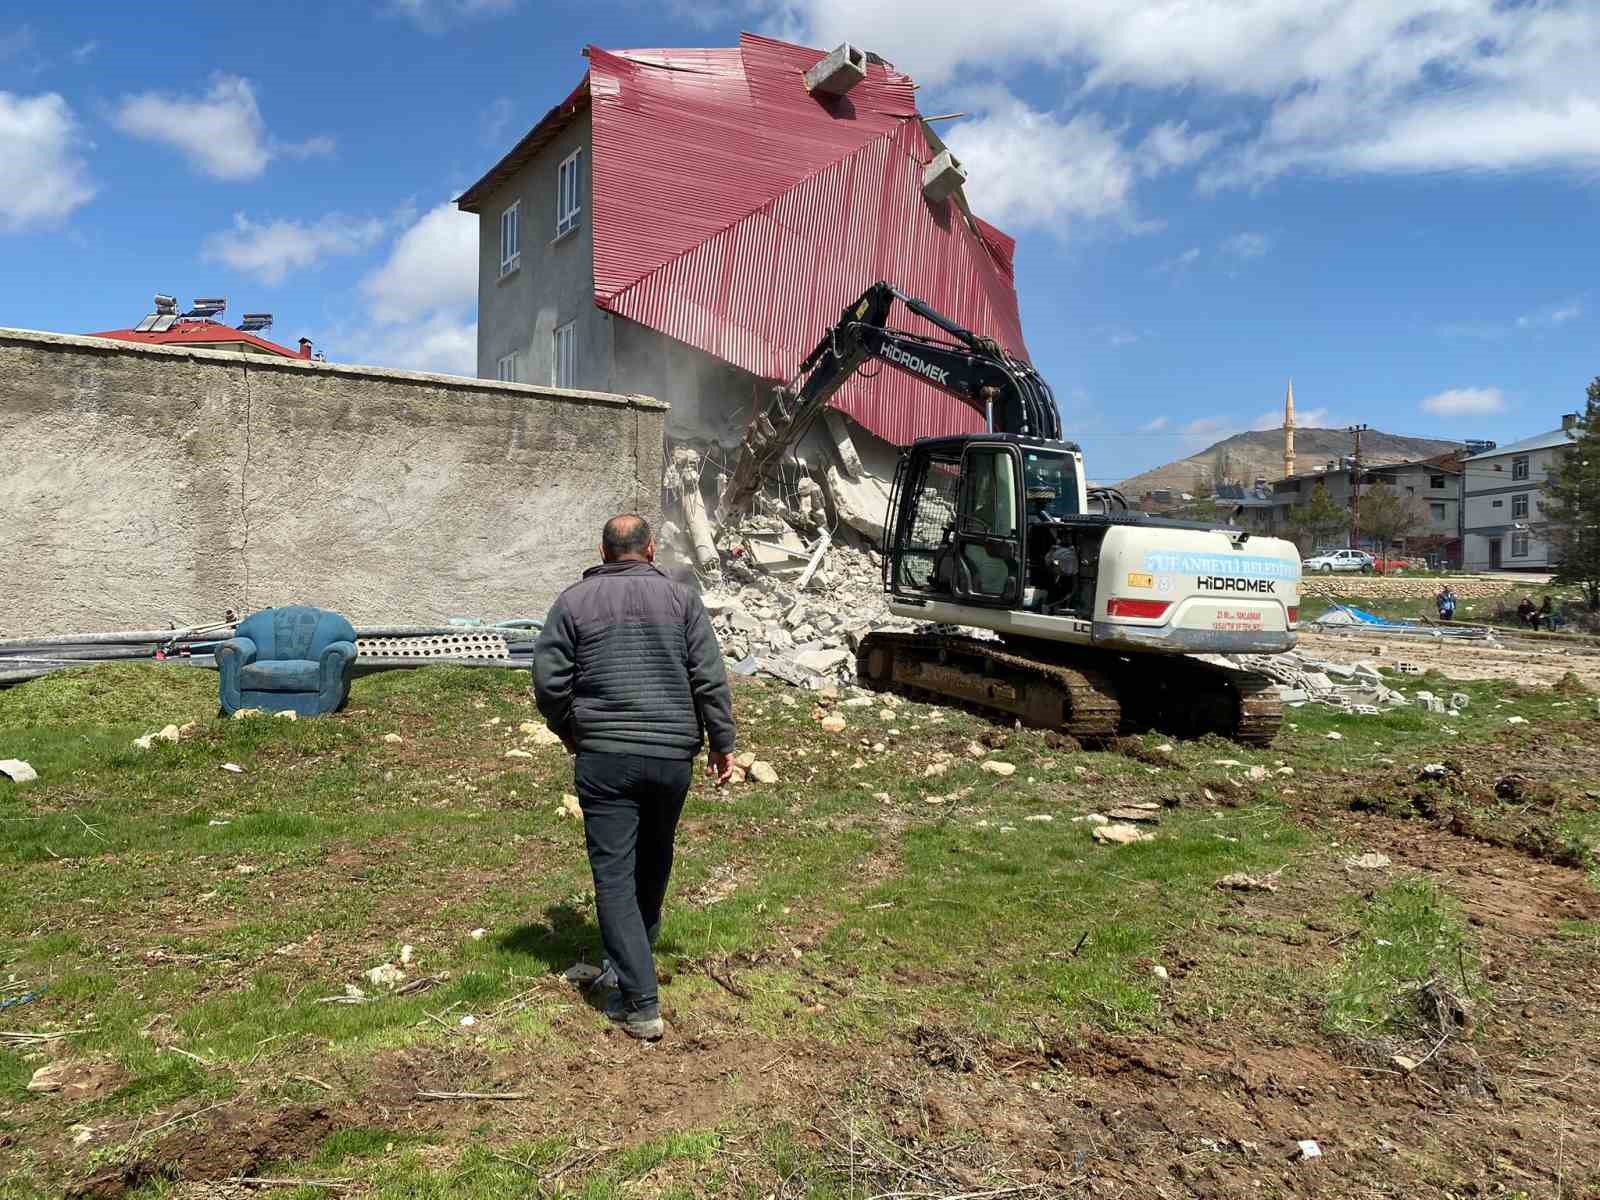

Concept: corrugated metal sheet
[[588, 33, 1030, 446]]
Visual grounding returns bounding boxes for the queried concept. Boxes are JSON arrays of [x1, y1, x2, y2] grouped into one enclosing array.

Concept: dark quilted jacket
[[532, 560, 736, 759]]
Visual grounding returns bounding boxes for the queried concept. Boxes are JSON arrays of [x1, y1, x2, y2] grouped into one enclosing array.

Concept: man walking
[[533, 514, 735, 1040]]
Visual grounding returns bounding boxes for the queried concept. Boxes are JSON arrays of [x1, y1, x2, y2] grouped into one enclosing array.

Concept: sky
[[1, 0, 1596, 481]]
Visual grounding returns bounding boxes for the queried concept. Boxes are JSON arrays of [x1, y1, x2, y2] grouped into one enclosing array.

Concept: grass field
[[2, 658, 1597, 1198]]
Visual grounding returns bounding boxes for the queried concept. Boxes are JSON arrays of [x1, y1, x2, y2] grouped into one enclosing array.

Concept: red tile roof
[[459, 34, 1030, 446], [87, 321, 304, 358]]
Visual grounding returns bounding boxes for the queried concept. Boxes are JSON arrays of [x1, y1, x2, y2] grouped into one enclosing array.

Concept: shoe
[[603, 991, 665, 1041]]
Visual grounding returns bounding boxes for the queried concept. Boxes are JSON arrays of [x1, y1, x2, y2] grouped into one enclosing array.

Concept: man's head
[[601, 513, 655, 563]]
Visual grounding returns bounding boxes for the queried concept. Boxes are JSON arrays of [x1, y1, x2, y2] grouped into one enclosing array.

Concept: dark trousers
[[574, 752, 692, 1014]]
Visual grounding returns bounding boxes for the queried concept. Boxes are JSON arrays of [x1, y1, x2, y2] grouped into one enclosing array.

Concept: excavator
[[726, 282, 1300, 745]]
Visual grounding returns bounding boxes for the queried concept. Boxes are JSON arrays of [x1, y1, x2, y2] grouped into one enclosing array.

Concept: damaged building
[[455, 33, 1032, 557]]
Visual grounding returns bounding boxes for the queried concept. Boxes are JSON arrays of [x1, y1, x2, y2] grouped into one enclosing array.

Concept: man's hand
[[707, 749, 733, 786]]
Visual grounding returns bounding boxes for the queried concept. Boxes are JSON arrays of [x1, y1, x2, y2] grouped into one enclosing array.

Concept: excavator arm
[[723, 282, 1061, 512]]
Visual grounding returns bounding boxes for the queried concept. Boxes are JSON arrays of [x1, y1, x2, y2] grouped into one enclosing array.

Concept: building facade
[[1461, 419, 1580, 571]]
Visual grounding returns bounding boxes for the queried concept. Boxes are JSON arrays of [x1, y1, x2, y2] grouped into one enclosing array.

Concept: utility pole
[[1348, 424, 1368, 549]]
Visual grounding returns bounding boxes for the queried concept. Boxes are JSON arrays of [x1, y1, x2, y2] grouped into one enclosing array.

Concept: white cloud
[[361, 200, 477, 323], [1256, 404, 1330, 428], [334, 200, 478, 376], [1517, 300, 1583, 328], [1421, 387, 1505, 417], [767, 0, 1600, 184], [69, 40, 99, 64], [1139, 416, 1169, 432], [1137, 121, 1222, 175], [0, 91, 94, 232], [339, 312, 478, 376], [944, 93, 1139, 232], [1154, 246, 1201, 274], [1182, 416, 1231, 437], [388, 0, 517, 32], [201, 213, 388, 285], [1222, 231, 1271, 259], [112, 75, 333, 181]]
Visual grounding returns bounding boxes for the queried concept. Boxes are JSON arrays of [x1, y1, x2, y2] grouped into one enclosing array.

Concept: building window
[[556, 149, 582, 237], [1430, 502, 1446, 522], [553, 320, 576, 388], [496, 352, 519, 383], [1511, 532, 1530, 557], [1512, 455, 1529, 480], [499, 201, 520, 276], [1512, 493, 1529, 519], [1430, 474, 1446, 489], [1491, 499, 1503, 508]]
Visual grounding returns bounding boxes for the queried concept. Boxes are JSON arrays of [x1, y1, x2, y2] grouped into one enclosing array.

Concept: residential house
[[1461, 416, 1581, 571], [454, 35, 1031, 453], [89, 297, 313, 360], [1242, 454, 1465, 564]]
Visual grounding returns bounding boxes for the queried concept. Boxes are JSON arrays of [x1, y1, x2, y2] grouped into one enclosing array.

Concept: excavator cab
[[886, 435, 1086, 612]]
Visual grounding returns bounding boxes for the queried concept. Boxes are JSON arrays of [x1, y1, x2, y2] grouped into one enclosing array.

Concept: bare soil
[[1299, 628, 1600, 688]]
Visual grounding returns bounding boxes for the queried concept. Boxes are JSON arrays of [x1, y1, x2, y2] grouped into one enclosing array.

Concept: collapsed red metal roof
[[466, 33, 1031, 446]]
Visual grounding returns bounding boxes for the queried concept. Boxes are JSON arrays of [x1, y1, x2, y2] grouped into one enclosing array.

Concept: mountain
[[1115, 426, 1464, 497]]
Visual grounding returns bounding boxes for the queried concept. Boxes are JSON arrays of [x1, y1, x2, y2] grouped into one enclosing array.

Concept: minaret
[[1283, 378, 1296, 478]]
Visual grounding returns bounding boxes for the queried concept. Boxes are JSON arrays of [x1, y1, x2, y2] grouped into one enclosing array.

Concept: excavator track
[[856, 631, 1122, 741], [856, 630, 1282, 746]]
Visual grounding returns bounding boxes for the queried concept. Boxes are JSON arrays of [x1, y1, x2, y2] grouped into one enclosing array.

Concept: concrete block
[[804, 43, 867, 96], [922, 149, 968, 204]]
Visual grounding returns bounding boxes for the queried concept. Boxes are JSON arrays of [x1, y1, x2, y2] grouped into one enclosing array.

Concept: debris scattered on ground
[[521, 722, 563, 747], [1093, 823, 1154, 845], [819, 714, 847, 733], [1105, 803, 1162, 824], [1217, 870, 1283, 893], [979, 760, 1016, 778], [470, 928, 487, 940], [1024, 814, 1053, 823], [220, 762, 243, 774], [1295, 1140, 1323, 1162], [132, 724, 180, 750], [26, 1060, 124, 1098], [560, 793, 583, 819], [1150, 964, 1170, 983], [504, 748, 533, 759], [1345, 852, 1392, 870], [364, 963, 405, 989], [382, 733, 403, 744], [749, 760, 779, 784], [1419, 763, 1449, 780], [232, 708, 264, 720], [0, 758, 37, 783]]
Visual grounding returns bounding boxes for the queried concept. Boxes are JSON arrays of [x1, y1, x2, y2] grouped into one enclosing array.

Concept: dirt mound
[[67, 1106, 337, 1200]]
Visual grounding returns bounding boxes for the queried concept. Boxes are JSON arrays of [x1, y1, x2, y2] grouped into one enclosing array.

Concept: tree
[[1540, 377, 1600, 610], [1286, 482, 1347, 553], [1359, 484, 1428, 556]]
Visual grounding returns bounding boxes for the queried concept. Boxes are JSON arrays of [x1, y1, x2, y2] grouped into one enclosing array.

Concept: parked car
[[1302, 548, 1374, 574], [1370, 554, 1413, 574]]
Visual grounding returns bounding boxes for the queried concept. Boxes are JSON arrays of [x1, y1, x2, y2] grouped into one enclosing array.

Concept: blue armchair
[[216, 606, 358, 717]]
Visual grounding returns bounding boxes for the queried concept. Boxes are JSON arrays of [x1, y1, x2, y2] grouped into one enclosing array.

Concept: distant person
[[1538, 596, 1557, 631], [1517, 596, 1538, 629], [533, 513, 736, 1041], [1435, 585, 1457, 622]]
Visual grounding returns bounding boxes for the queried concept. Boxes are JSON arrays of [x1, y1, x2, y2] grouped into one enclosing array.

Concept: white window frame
[[1511, 493, 1529, 519], [553, 320, 576, 388], [499, 201, 520, 277], [496, 352, 520, 383], [1511, 532, 1530, 557], [1512, 455, 1529, 481], [556, 148, 582, 238]]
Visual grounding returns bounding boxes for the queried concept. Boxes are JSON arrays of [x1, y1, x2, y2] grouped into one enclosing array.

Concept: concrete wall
[[0, 329, 667, 636], [474, 110, 613, 390]]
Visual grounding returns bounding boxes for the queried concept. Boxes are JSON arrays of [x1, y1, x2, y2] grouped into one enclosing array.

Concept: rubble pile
[[700, 538, 917, 689], [1227, 650, 1470, 718]]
